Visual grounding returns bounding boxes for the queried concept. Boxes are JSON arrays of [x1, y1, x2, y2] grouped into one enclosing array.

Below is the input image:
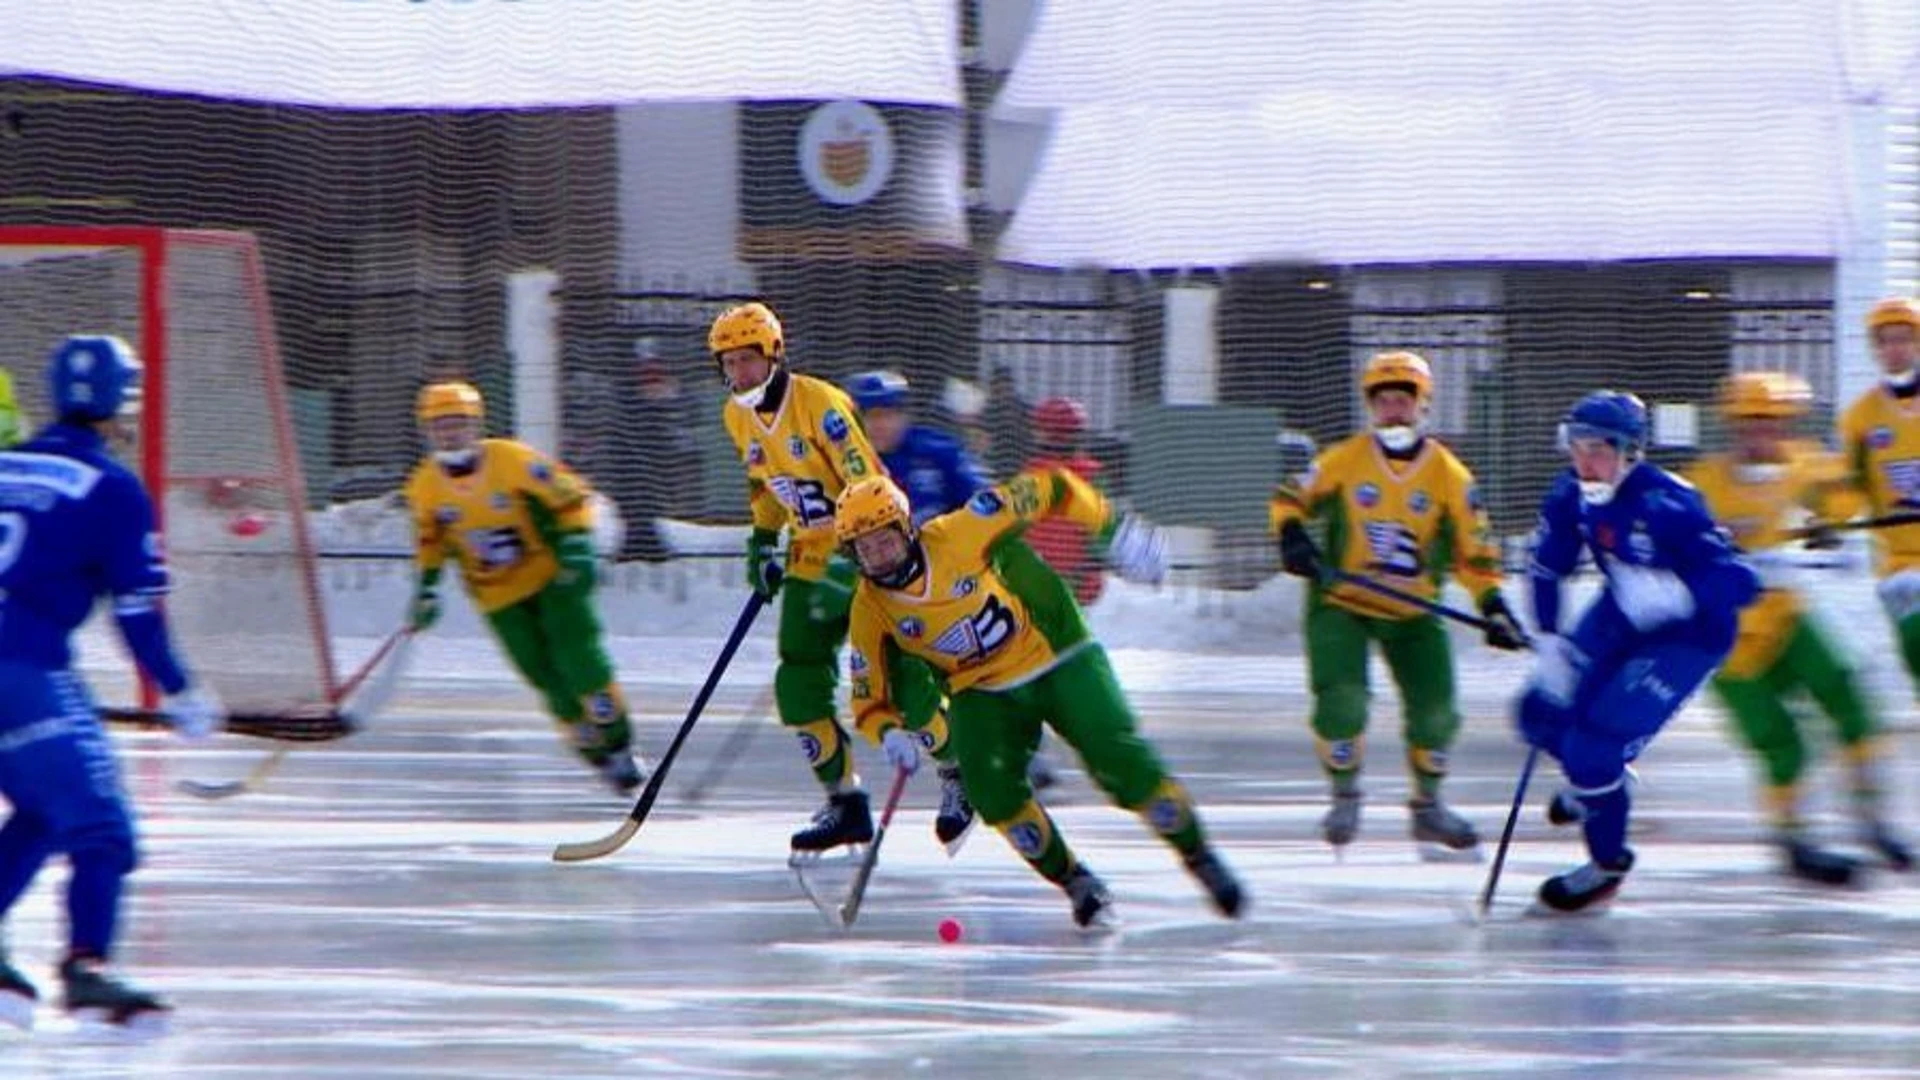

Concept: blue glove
[[554, 532, 598, 593], [747, 527, 784, 600]]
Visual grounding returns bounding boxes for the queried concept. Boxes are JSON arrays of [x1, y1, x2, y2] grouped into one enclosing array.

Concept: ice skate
[[1410, 798, 1481, 861], [1780, 836, 1861, 886], [934, 764, 977, 856], [1063, 864, 1115, 929], [1546, 788, 1587, 826], [1182, 846, 1246, 918], [1862, 820, 1914, 872], [789, 790, 874, 858], [60, 957, 169, 1029], [1535, 849, 1634, 914], [0, 953, 37, 1031], [593, 748, 648, 797], [1321, 790, 1363, 850]]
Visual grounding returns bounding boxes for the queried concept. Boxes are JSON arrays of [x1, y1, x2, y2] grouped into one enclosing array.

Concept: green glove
[[409, 566, 443, 631], [747, 527, 784, 600], [554, 532, 598, 593]]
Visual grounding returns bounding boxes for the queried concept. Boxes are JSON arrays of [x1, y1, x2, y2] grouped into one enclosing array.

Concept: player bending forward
[[713, 304, 972, 856], [1519, 391, 1761, 912], [1271, 351, 1527, 855], [834, 471, 1245, 926], [0, 336, 221, 1027], [404, 382, 647, 794]]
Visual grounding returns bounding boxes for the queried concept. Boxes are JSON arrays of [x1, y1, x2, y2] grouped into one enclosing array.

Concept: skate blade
[[0, 991, 35, 1031], [1416, 841, 1485, 864], [1524, 896, 1616, 919], [939, 817, 978, 859], [786, 845, 864, 869], [68, 1006, 171, 1037]]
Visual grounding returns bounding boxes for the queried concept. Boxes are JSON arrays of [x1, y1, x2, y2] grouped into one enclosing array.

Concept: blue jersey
[[882, 426, 991, 525], [0, 423, 188, 694], [1528, 463, 1759, 653]]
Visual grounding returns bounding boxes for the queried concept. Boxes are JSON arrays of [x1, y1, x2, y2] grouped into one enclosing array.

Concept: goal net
[[0, 226, 336, 712]]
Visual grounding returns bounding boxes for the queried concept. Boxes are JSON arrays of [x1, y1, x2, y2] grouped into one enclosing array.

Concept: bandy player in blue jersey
[[1518, 391, 1760, 913], [0, 335, 219, 1028]]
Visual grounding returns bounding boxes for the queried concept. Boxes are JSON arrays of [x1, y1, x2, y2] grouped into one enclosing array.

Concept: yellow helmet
[[834, 476, 913, 546], [709, 302, 785, 360], [1720, 371, 1811, 419], [417, 381, 484, 424], [1867, 297, 1920, 334], [1361, 351, 1433, 401]]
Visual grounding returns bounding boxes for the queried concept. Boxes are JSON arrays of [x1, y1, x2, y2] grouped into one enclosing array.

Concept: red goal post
[[0, 225, 338, 716]]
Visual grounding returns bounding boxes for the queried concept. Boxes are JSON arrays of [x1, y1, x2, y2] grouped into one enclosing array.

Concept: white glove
[[1106, 515, 1169, 585], [1608, 563, 1696, 632], [881, 727, 921, 776], [163, 684, 222, 743], [1528, 633, 1586, 707]]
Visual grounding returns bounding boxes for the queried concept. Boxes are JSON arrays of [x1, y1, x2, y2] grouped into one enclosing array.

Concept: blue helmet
[[48, 334, 142, 423], [1562, 390, 1647, 452], [845, 370, 909, 411]]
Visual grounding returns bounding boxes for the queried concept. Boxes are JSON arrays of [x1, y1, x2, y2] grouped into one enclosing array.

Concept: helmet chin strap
[[1885, 367, 1918, 391], [434, 447, 478, 469], [731, 380, 773, 409], [1578, 460, 1637, 506], [1374, 424, 1421, 453]]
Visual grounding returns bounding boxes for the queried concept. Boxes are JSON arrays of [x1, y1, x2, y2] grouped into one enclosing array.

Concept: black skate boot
[[1546, 788, 1587, 826], [790, 790, 874, 855], [1781, 836, 1862, 886], [59, 956, 169, 1027], [1063, 864, 1114, 929], [1537, 849, 1635, 914], [934, 764, 977, 856], [1182, 846, 1246, 918], [1862, 821, 1914, 872], [1321, 791, 1363, 849], [0, 950, 37, 1031], [594, 749, 648, 796], [1410, 799, 1481, 854]]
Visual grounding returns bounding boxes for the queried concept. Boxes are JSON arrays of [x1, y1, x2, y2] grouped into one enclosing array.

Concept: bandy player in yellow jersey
[[1271, 351, 1527, 854], [1688, 373, 1911, 882], [710, 302, 972, 855], [1839, 297, 1920, 696], [404, 382, 647, 794], [835, 470, 1244, 927]]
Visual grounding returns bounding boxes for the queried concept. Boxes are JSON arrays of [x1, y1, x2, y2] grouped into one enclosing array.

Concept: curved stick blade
[[552, 818, 640, 863], [175, 778, 250, 800]]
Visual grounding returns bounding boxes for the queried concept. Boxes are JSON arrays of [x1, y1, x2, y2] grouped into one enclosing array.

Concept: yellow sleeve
[[404, 466, 447, 574], [1444, 459, 1503, 602], [811, 383, 880, 488], [848, 595, 904, 744], [1270, 452, 1332, 535], [746, 478, 787, 531], [924, 466, 1112, 554], [507, 442, 594, 532], [1795, 444, 1868, 522]]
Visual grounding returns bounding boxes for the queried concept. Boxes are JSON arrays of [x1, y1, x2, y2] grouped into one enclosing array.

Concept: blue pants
[[1515, 604, 1725, 865], [0, 664, 138, 960]]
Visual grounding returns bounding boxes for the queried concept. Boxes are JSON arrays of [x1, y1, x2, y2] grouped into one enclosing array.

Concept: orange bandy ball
[[231, 513, 266, 537], [937, 918, 962, 943]]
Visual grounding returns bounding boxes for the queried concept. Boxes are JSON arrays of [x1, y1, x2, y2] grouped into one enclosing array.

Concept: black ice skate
[[1182, 846, 1246, 919], [1063, 864, 1114, 929], [1321, 791, 1363, 849], [1410, 799, 1481, 860], [1862, 821, 1914, 872], [0, 953, 37, 1031], [934, 764, 977, 856], [59, 956, 169, 1028], [1546, 788, 1587, 826], [1536, 849, 1635, 914], [1781, 837, 1861, 886], [594, 749, 648, 796], [789, 790, 874, 855]]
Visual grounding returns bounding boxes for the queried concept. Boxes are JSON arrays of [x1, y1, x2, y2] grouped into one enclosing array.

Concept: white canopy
[[1, 0, 961, 110]]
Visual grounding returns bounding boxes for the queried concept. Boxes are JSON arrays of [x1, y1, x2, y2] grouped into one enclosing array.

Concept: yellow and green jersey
[[405, 438, 593, 613], [722, 373, 878, 582], [1839, 385, 1920, 577]]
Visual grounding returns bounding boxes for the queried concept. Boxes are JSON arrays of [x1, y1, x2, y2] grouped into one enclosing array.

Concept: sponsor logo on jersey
[[1362, 521, 1421, 577], [951, 576, 978, 598], [436, 505, 461, 525], [822, 409, 852, 444], [1871, 426, 1895, 450], [788, 435, 807, 459], [491, 493, 510, 511], [1885, 458, 1920, 499], [1409, 490, 1430, 515], [530, 461, 552, 484], [747, 441, 765, 467], [897, 616, 925, 639], [1355, 482, 1380, 508], [968, 490, 1004, 516]]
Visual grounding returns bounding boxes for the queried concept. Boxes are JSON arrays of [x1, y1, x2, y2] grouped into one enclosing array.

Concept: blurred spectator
[[939, 375, 990, 463], [984, 364, 1030, 480], [1023, 396, 1108, 606], [845, 369, 990, 524], [619, 345, 701, 561]]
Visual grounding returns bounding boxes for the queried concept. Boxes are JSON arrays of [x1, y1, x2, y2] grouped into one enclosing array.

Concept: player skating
[[1839, 297, 1920, 698], [713, 305, 972, 856], [1687, 372, 1912, 882], [834, 470, 1244, 926], [1518, 390, 1761, 912], [0, 335, 221, 1028], [1270, 351, 1526, 855], [404, 382, 647, 795]]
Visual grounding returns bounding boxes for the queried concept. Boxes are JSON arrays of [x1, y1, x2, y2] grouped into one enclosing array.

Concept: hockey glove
[[409, 568, 443, 632], [1528, 633, 1586, 709], [1277, 519, 1322, 580], [881, 727, 922, 777], [554, 532, 598, 593], [164, 684, 222, 743], [746, 527, 785, 600], [1608, 563, 1695, 632], [1104, 514, 1169, 584], [1478, 591, 1529, 651]]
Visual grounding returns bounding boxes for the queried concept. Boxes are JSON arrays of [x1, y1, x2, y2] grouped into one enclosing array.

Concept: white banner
[[2, 1, 960, 110]]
